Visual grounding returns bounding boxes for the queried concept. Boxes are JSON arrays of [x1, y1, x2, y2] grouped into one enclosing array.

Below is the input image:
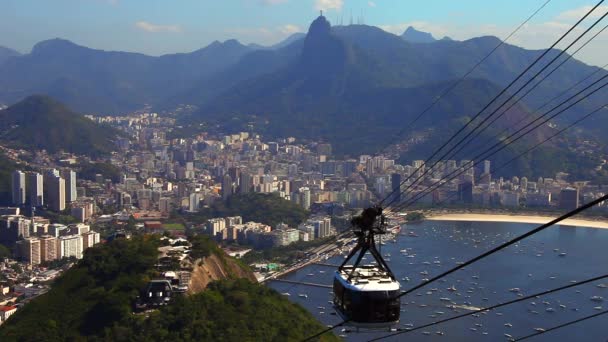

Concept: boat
[[298, 294, 308, 298], [591, 296, 604, 302], [447, 285, 457, 292], [281, 292, 291, 296], [559, 252, 567, 257]]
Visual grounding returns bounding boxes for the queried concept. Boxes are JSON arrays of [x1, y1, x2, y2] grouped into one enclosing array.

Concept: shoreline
[[425, 213, 608, 229]]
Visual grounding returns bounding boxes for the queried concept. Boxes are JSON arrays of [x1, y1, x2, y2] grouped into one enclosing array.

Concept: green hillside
[[0, 236, 334, 341], [0, 95, 118, 157]]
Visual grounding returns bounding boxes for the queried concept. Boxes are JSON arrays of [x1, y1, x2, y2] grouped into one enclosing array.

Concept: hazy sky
[[1, 0, 606, 67]]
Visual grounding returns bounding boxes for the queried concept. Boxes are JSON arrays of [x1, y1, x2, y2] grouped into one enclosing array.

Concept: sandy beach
[[427, 213, 608, 229]]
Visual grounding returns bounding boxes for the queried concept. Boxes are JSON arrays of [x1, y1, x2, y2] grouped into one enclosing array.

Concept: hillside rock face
[[188, 253, 256, 294]]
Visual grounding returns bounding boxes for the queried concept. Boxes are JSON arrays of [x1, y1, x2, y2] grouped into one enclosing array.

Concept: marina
[[269, 220, 608, 341]]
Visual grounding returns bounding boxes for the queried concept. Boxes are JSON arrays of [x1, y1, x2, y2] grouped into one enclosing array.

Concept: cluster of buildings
[[0, 215, 100, 265], [11, 169, 95, 221], [11, 169, 76, 212], [202, 215, 334, 249], [6, 111, 604, 255], [373, 159, 605, 211]]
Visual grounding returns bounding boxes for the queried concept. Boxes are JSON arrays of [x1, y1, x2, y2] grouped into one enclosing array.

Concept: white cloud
[[135, 21, 182, 33], [555, 5, 608, 21], [279, 24, 302, 35], [226, 24, 303, 45], [368, 1, 376, 8], [315, 0, 344, 11]]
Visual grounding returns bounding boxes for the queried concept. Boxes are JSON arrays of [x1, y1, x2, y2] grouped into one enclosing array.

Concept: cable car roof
[[336, 266, 400, 292]]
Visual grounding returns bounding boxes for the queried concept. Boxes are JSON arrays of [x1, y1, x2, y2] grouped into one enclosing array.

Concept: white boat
[[298, 294, 308, 298], [447, 285, 457, 292], [281, 292, 290, 296], [559, 252, 567, 257], [509, 288, 521, 293], [591, 296, 604, 302]]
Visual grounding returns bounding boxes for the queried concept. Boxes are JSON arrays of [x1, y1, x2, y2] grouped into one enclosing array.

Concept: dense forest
[[0, 235, 335, 341]]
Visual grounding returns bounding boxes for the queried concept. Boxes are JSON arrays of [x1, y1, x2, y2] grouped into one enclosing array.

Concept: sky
[[0, 0, 606, 67]]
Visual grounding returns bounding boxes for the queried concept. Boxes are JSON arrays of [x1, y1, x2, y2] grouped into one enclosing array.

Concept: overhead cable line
[[513, 310, 608, 341], [379, 0, 605, 209], [302, 191, 608, 341], [367, 273, 608, 341], [412, 103, 608, 210], [449, 20, 608, 161], [373, 0, 553, 158], [392, 77, 608, 212], [470, 58, 608, 158], [383, 5, 607, 211], [388, 192, 608, 303]]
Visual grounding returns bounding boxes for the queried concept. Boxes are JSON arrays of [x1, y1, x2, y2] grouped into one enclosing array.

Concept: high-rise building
[[483, 160, 491, 175], [16, 237, 41, 265], [62, 170, 77, 203], [0, 216, 31, 245], [39, 236, 58, 262], [46, 174, 66, 212], [82, 231, 100, 249], [26, 172, 44, 207], [57, 235, 84, 259], [457, 181, 473, 203], [11, 171, 26, 206], [560, 188, 579, 210], [159, 197, 171, 214], [300, 187, 311, 210], [239, 172, 252, 194], [222, 174, 233, 200]]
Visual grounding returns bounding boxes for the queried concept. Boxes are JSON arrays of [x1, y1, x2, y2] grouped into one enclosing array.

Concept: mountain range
[[0, 95, 119, 157], [0, 17, 607, 178]]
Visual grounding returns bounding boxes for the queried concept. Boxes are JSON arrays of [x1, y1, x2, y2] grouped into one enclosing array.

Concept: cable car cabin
[[333, 265, 400, 328]]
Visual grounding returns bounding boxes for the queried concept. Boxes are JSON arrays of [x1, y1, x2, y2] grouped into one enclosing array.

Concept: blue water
[[268, 221, 608, 341]]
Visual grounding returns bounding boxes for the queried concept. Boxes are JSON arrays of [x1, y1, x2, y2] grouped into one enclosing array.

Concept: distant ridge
[[401, 26, 436, 43], [0, 95, 119, 156], [0, 46, 21, 65]]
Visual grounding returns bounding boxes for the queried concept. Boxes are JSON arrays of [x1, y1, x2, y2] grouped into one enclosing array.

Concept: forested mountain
[[0, 95, 119, 156]]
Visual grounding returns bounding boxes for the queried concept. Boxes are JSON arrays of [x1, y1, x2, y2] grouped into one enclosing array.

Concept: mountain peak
[[308, 15, 331, 37], [301, 14, 350, 74], [31, 38, 85, 55], [0, 95, 117, 156], [401, 26, 436, 43]]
